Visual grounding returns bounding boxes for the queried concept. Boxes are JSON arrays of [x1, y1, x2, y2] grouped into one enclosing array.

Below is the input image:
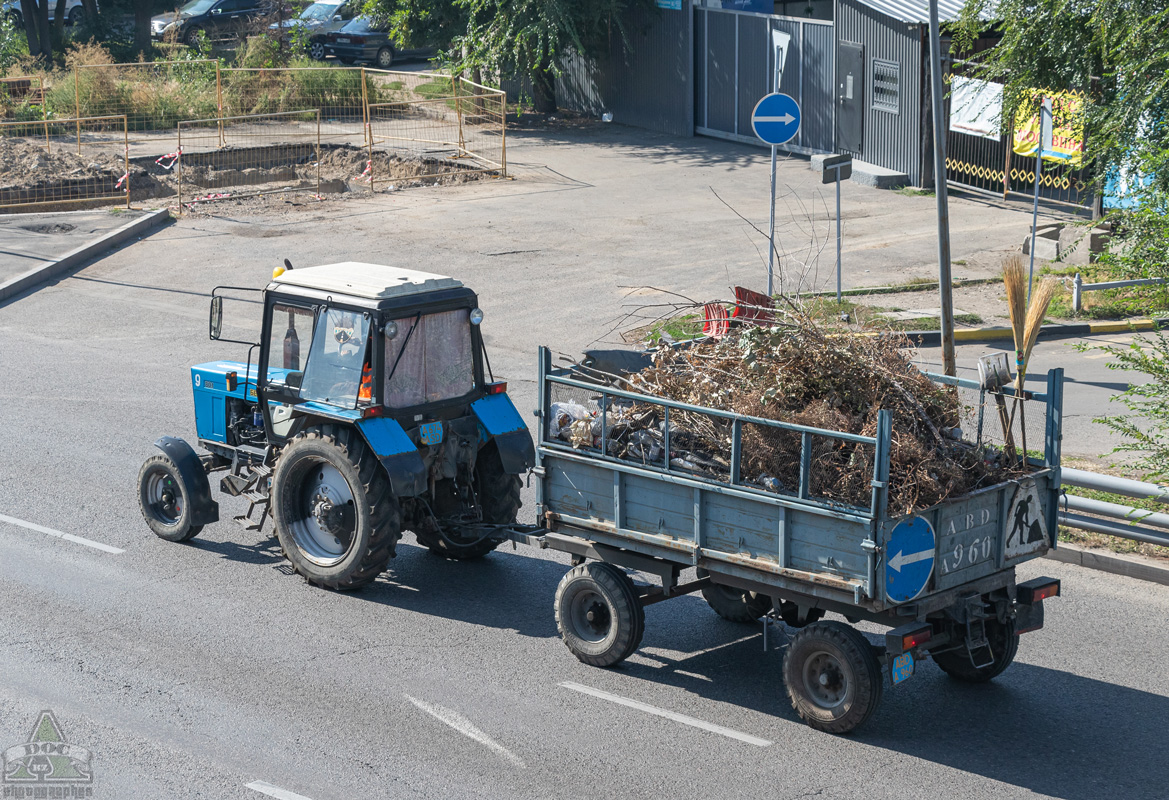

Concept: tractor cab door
[[259, 300, 373, 443]]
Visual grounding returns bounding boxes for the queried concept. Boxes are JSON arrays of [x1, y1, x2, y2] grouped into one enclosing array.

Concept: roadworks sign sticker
[[2, 710, 93, 796], [1004, 478, 1048, 560]]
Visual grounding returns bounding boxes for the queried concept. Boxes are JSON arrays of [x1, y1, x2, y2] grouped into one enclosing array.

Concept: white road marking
[[246, 781, 315, 800], [559, 681, 772, 747], [405, 694, 526, 768], [0, 514, 124, 554]]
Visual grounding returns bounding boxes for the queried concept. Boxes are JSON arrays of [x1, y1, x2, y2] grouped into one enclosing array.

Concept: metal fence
[[1072, 275, 1167, 313], [0, 115, 130, 211], [1060, 468, 1169, 548], [0, 62, 506, 213], [943, 68, 1094, 210]]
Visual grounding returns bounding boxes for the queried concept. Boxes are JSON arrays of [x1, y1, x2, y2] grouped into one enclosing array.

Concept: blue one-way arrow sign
[[751, 92, 801, 146], [885, 517, 936, 603]]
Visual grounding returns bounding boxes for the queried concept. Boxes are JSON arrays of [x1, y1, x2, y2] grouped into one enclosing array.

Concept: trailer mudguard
[[153, 436, 219, 526], [355, 417, 427, 497], [472, 394, 535, 474]]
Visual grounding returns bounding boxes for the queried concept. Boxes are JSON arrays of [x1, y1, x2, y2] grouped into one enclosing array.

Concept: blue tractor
[[137, 261, 535, 590]]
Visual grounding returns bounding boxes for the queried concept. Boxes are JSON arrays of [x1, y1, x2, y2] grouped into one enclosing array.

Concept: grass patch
[[895, 186, 935, 197]]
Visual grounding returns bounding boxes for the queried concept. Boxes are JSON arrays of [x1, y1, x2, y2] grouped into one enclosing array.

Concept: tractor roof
[[271, 262, 463, 300]]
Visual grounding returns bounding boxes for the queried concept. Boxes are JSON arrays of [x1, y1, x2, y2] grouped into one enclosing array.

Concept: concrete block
[[1023, 233, 1061, 260], [849, 160, 909, 190]]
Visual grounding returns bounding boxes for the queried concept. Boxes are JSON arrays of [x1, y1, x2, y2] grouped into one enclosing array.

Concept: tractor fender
[[354, 417, 427, 497], [153, 436, 219, 526], [471, 394, 535, 474]]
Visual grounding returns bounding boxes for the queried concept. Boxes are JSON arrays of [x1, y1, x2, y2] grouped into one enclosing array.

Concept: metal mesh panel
[[0, 115, 129, 211]]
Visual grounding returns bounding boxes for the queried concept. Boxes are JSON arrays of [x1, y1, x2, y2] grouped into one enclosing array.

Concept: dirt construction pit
[[0, 138, 490, 213]]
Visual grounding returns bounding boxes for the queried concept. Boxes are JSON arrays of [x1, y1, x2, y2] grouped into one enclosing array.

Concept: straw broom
[[1005, 260, 1059, 467], [997, 256, 1028, 452]]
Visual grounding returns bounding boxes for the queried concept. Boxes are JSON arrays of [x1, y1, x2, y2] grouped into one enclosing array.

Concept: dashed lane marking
[[559, 681, 773, 747], [246, 781, 315, 800], [405, 694, 526, 768], [0, 514, 124, 554]]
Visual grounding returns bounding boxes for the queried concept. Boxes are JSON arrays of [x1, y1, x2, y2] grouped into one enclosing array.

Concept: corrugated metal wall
[[551, 1, 695, 137], [834, 0, 924, 184], [695, 8, 836, 155]]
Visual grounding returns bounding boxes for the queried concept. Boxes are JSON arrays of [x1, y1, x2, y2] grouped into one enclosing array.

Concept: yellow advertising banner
[[1013, 91, 1084, 167]]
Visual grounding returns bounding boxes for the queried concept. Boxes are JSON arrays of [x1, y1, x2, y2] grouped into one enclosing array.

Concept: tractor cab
[[139, 262, 533, 590]]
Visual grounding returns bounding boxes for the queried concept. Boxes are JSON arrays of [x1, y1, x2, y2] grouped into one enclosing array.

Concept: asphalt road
[[1, 130, 1167, 799]]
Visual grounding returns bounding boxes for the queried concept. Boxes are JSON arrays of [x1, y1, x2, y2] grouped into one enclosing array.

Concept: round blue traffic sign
[[885, 517, 936, 604], [751, 92, 801, 146]]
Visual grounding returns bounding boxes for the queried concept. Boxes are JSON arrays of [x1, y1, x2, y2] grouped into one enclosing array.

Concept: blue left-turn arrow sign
[[751, 92, 801, 146]]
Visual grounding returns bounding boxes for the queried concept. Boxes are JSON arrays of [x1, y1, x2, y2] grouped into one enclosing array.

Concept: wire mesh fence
[[177, 109, 321, 206], [0, 63, 506, 213], [0, 115, 130, 211]]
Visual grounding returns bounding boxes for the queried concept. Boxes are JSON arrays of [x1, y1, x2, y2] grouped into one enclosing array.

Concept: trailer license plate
[[419, 421, 443, 446], [891, 652, 915, 685]]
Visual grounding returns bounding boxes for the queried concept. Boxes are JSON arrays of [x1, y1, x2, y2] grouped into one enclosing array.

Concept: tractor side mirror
[[209, 296, 223, 340]]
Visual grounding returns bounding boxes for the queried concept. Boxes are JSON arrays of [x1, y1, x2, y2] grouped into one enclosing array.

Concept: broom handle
[[994, 392, 1017, 453]]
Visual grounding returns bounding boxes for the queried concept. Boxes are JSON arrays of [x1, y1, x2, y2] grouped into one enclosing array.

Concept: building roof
[[273, 262, 463, 300], [847, 0, 969, 24]]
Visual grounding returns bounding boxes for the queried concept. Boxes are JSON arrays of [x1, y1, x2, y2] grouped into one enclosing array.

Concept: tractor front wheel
[[138, 454, 203, 542], [271, 425, 401, 590]]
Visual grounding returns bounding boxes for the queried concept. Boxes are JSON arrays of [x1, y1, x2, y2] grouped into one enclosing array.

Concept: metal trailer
[[508, 346, 1065, 734]]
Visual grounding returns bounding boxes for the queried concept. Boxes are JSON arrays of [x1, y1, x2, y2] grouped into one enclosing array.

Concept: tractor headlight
[[469, 308, 484, 325], [384, 320, 398, 339]]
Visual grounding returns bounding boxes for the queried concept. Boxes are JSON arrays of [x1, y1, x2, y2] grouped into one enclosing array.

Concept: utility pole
[[929, 0, 956, 376]]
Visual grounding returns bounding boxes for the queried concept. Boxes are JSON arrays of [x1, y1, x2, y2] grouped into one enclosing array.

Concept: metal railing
[[1072, 274, 1167, 312], [1059, 467, 1169, 547]]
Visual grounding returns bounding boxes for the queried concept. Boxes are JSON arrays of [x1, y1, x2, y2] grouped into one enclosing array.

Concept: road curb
[[907, 317, 1167, 347], [1045, 541, 1169, 587], [0, 208, 171, 302]]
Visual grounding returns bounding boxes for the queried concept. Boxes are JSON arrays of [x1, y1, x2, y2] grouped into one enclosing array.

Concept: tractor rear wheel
[[138, 454, 203, 542], [418, 443, 521, 560], [271, 425, 400, 590]]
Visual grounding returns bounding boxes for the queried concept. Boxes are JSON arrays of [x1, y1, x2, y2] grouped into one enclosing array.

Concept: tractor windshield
[[383, 308, 474, 408], [299, 307, 371, 408]]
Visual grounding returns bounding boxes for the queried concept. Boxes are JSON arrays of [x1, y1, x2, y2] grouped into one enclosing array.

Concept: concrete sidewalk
[[0, 209, 152, 284]]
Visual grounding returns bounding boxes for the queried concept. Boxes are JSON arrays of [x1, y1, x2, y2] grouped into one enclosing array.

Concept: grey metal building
[[833, 0, 963, 186]]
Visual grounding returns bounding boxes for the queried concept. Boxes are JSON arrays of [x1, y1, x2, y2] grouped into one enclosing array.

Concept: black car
[[268, 0, 357, 60], [151, 0, 273, 45], [324, 17, 433, 68]]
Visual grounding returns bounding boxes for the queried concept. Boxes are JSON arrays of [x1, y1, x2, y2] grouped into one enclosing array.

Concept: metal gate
[[694, 7, 834, 154]]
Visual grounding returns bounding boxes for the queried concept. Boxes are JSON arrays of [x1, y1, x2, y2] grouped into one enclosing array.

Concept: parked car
[[323, 16, 433, 68], [3, 0, 94, 26], [151, 0, 274, 45], [268, 0, 357, 60]]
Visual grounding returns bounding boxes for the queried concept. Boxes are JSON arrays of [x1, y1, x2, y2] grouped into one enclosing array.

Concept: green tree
[[366, 0, 652, 112], [1090, 329, 1169, 480]]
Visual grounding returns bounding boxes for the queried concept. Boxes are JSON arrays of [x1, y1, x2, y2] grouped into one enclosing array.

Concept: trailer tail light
[[1017, 577, 1060, 605], [885, 622, 932, 655], [486, 381, 507, 395]]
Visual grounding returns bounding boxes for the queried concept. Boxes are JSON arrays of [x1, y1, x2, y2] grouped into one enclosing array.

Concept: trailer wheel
[[697, 569, 771, 622], [783, 621, 883, 734], [555, 562, 644, 667], [271, 425, 401, 591], [932, 619, 1019, 683], [138, 454, 203, 542], [419, 443, 521, 560], [776, 600, 826, 628]]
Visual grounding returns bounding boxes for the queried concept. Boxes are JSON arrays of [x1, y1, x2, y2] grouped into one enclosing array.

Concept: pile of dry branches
[[567, 315, 1022, 515]]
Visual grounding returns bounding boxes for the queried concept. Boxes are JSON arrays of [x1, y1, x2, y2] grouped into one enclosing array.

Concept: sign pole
[[928, 0, 956, 377], [1027, 97, 1052, 302], [835, 166, 842, 303], [768, 144, 777, 295]]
